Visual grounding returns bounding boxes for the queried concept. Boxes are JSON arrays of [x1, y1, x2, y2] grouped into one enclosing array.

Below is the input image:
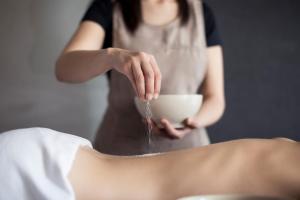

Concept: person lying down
[[0, 128, 299, 200]]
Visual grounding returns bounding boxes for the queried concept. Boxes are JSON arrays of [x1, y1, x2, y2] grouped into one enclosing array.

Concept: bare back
[[68, 139, 300, 200]]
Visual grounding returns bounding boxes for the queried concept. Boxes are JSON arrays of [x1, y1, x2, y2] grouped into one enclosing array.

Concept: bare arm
[[156, 46, 225, 139], [55, 21, 110, 83], [190, 45, 225, 128], [55, 21, 161, 100]]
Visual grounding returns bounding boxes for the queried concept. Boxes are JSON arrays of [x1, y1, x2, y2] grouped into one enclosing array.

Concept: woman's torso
[[94, 0, 210, 155]]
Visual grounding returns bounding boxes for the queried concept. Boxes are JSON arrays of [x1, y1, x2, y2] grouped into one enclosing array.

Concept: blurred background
[[0, 0, 299, 142]]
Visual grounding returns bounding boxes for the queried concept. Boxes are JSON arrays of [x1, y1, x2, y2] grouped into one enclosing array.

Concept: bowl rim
[[134, 94, 203, 100]]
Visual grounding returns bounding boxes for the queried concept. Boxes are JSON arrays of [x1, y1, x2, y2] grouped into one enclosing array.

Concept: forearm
[[194, 95, 225, 127], [194, 46, 225, 128], [55, 49, 113, 83]]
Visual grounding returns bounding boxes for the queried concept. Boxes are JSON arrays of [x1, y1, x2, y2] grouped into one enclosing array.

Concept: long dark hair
[[115, 0, 190, 33]]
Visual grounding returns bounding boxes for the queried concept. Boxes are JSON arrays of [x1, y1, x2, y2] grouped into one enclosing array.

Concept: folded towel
[[0, 127, 92, 200]]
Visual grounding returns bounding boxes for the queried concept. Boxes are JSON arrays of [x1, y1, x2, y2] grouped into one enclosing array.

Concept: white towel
[[0, 127, 92, 200]]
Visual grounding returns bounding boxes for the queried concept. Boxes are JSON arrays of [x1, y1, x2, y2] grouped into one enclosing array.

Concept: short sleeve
[[81, 0, 113, 31], [203, 2, 222, 47]]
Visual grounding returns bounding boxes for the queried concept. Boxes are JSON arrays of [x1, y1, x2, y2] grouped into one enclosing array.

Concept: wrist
[[106, 47, 121, 69], [186, 116, 202, 129]]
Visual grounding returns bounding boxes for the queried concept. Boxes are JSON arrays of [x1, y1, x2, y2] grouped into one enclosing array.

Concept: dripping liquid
[[145, 101, 153, 152]]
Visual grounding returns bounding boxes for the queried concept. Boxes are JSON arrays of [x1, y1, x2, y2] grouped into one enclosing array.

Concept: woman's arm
[[154, 45, 225, 139], [190, 45, 225, 128], [56, 21, 161, 100], [55, 21, 110, 83]]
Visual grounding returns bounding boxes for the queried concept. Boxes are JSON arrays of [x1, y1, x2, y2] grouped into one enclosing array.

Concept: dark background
[[206, 0, 300, 142]]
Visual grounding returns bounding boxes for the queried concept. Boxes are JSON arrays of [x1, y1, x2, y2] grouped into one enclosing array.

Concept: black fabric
[[81, 0, 113, 48], [82, 0, 222, 48], [203, 2, 222, 46]]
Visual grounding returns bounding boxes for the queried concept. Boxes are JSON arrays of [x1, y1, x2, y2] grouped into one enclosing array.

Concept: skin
[[68, 138, 300, 200], [56, 0, 225, 139], [148, 46, 225, 139]]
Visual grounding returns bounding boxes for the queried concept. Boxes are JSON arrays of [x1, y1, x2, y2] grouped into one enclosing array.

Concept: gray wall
[[206, 0, 300, 142], [0, 0, 108, 140], [0, 0, 299, 142]]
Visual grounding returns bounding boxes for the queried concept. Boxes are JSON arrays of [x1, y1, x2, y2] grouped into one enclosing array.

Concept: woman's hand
[[109, 48, 161, 100], [146, 117, 201, 139]]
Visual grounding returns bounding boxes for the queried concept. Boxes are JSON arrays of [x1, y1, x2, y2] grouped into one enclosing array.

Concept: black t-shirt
[[82, 0, 222, 48]]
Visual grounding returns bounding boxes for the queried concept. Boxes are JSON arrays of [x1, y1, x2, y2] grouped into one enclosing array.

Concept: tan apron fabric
[[94, 0, 210, 155]]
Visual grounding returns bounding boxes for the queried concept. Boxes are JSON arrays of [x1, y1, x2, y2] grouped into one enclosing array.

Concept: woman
[[56, 0, 225, 155], [1, 128, 299, 200]]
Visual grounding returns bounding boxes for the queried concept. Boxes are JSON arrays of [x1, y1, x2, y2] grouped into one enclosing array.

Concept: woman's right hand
[[108, 48, 161, 100]]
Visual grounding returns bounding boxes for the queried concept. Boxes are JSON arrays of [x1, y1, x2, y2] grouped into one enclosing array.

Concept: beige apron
[[94, 0, 210, 155]]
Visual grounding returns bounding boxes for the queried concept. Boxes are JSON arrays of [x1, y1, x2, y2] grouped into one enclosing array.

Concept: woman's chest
[[141, 1, 179, 27]]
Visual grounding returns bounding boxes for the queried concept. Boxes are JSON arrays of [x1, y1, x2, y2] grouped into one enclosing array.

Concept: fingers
[[161, 119, 190, 139], [131, 62, 145, 99], [149, 55, 161, 99], [145, 119, 163, 134], [112, 49, 161, 100], [150, 119, 162, 134], [161, 119, 176, 133], [184, 117, 200, 129], [141, 58, 154, 100], [142, 118, 192, 139], [128, 75, 138, 97], [130, 52, 161, 101], [142, 119, 173, 139]]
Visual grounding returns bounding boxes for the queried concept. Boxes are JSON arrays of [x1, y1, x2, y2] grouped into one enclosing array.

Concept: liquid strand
[[145, 101, 153, 152]]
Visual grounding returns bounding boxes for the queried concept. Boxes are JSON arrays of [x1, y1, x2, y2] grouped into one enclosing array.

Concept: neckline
[[141, 16, 180, 30]]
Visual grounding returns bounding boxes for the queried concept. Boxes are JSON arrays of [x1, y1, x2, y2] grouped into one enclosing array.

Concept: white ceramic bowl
[[177, 195, 292, 200], [134, 94, 202, 128]]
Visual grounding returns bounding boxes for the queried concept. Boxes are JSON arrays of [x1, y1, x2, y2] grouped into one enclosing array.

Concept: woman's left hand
[[147, 117, 200, 139]]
